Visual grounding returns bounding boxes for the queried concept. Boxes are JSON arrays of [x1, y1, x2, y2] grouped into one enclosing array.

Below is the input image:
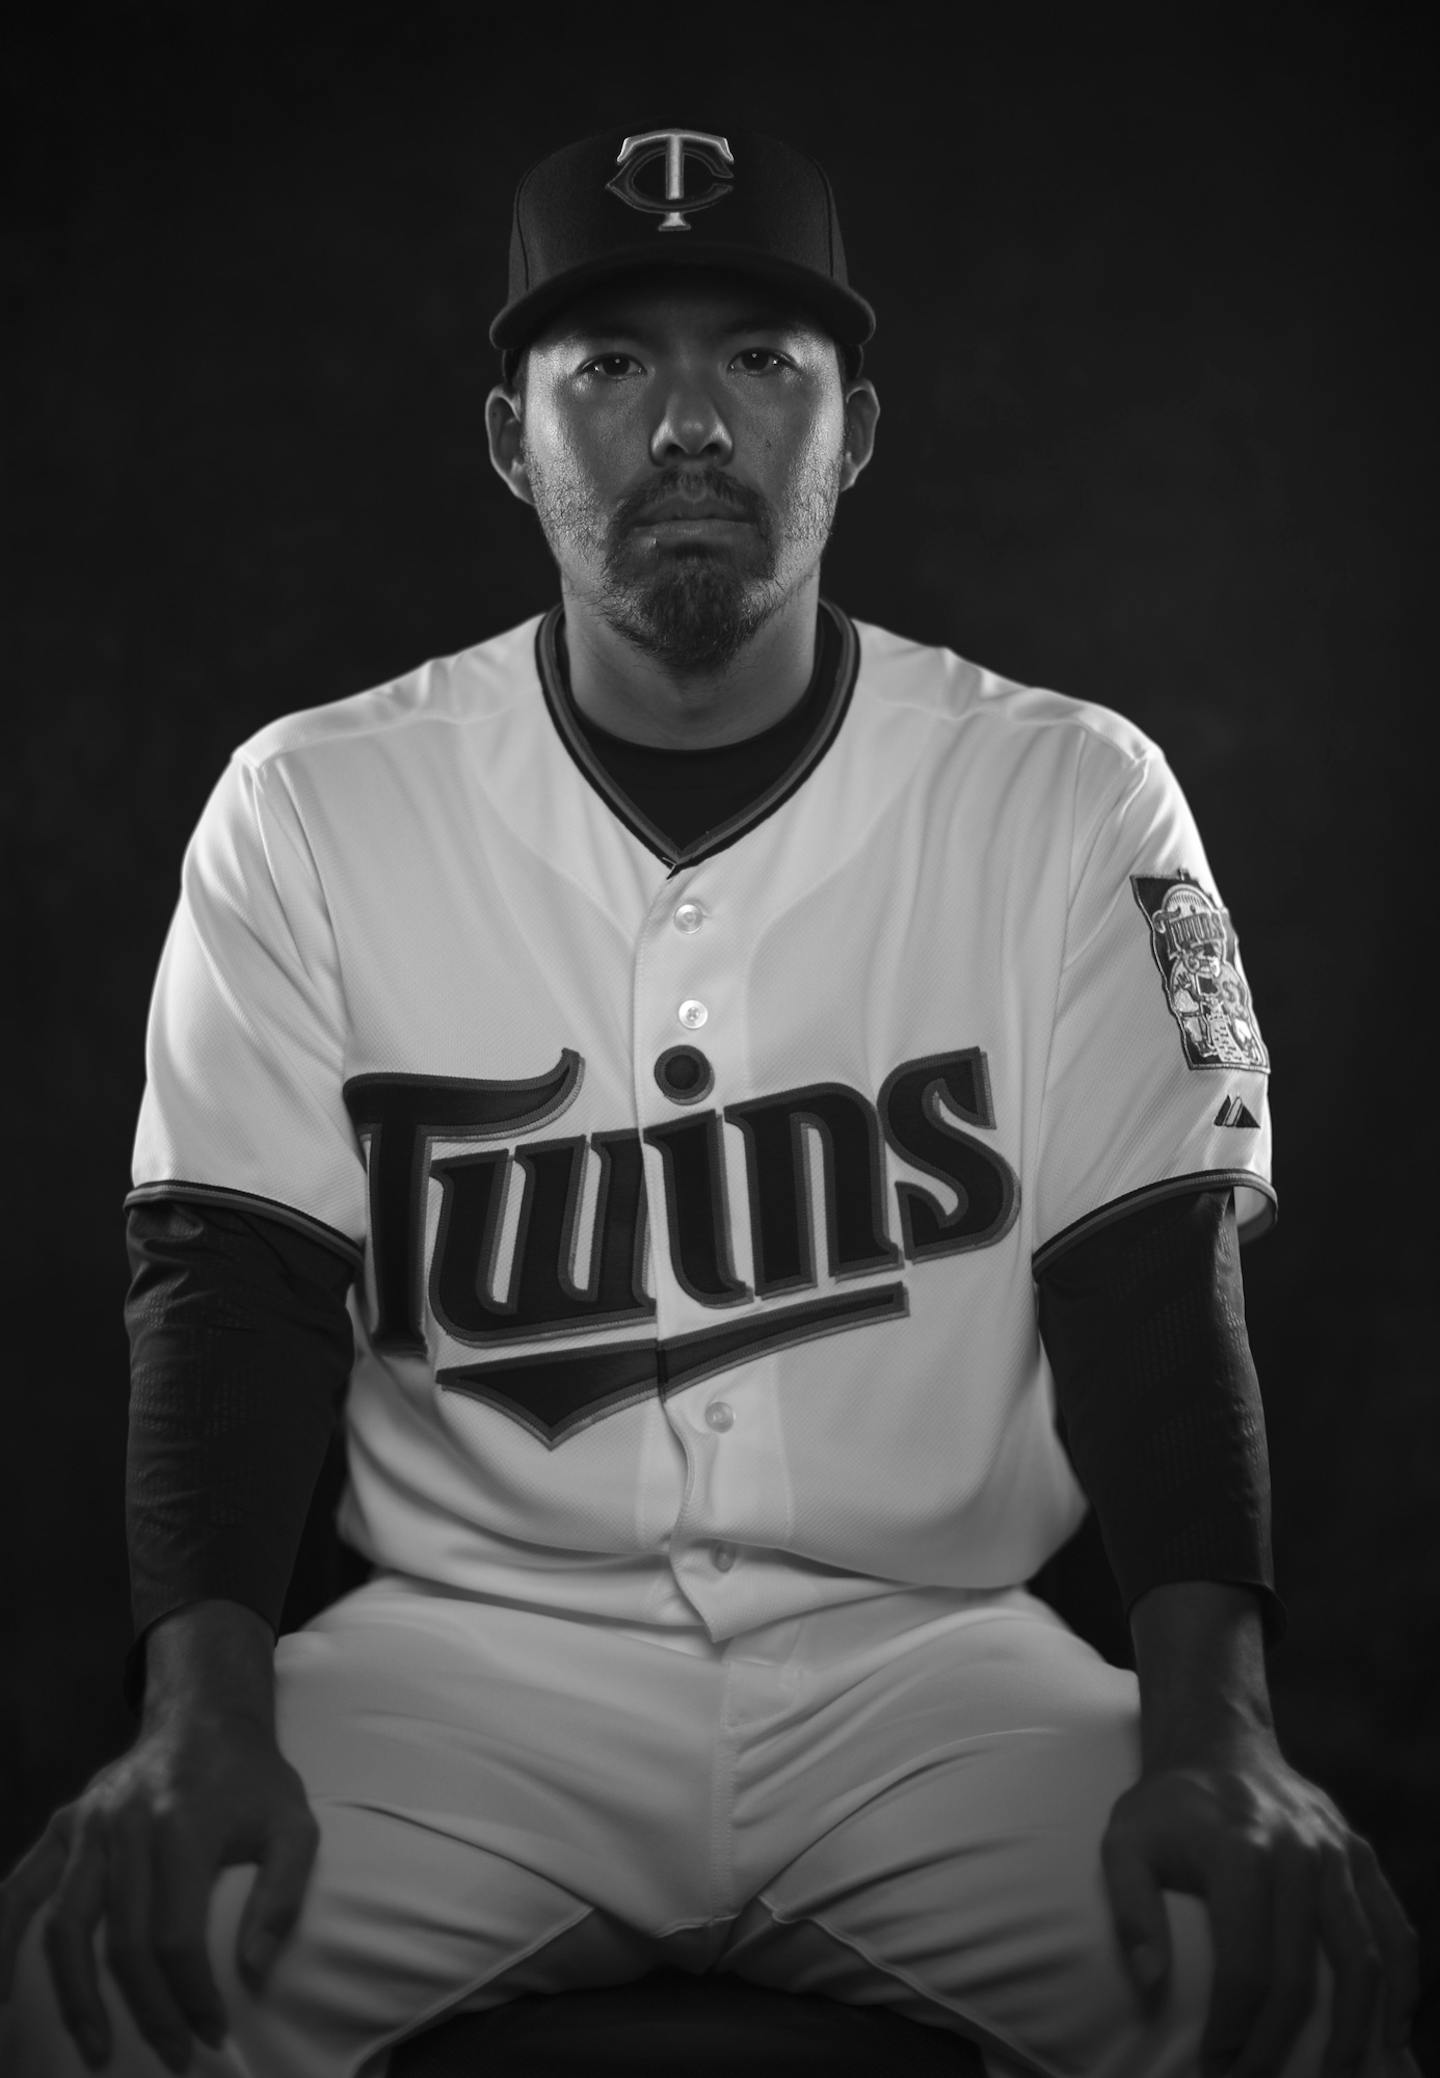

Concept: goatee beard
[[595, 467, 780, 678], [527, 457, 842, 679], [601, 551, 765, 677]]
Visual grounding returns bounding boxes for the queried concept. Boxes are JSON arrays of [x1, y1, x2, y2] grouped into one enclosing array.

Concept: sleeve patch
[[1131, 872, 1270, 1074]]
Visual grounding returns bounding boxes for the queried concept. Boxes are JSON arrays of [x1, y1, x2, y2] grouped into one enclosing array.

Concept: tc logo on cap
[[607, 129, 735, 233]]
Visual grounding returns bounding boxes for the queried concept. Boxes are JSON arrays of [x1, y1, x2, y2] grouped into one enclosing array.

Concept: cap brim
[[489, 243, 875, 353]]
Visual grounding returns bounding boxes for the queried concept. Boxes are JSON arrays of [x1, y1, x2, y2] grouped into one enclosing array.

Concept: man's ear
[[839, 379, 880, 494], [486, 385, 533, 506]]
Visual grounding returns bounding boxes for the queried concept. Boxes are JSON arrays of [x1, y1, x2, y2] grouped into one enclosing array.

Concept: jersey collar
[[534, 599, 860, 872]]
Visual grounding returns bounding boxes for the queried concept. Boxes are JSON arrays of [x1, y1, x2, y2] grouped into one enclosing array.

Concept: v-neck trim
[[535, 600, 860, 872]]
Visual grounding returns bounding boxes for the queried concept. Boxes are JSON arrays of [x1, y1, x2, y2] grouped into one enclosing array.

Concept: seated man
[[0, 124, 1420, 2078]]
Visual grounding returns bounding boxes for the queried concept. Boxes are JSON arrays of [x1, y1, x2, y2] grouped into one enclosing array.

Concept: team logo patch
[[608, 129, 735, 232], [1131, 872, 1269, 1073]]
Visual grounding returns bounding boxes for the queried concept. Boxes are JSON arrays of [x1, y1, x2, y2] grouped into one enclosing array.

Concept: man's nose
[[650, 377, 734, 464]]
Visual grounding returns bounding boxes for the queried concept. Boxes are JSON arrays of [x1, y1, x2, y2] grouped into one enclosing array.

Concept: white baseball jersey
[[128, 605, 1275, 1641]]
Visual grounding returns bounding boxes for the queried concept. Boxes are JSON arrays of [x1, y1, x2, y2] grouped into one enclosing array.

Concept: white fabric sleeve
[[1032, 735, 1275, 1271], [127, 751, 366, 1259]]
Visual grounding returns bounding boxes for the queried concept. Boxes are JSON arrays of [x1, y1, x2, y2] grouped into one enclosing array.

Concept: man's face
[[494, 269, 873, 676]]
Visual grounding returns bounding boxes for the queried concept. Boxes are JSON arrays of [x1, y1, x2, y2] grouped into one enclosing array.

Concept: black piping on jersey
[[1032, 1167, 1278, 1278], [123, 1179, 364, 1271], [534, 598, 861, 870]]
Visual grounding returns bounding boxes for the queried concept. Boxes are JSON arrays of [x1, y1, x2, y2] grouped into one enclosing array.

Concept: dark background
[[5, 0, 1436, 2057]]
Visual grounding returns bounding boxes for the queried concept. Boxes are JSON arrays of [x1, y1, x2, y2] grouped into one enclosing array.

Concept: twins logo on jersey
[[1132, 872, 1269, 1073], [344, 1047, 1019, 1446]]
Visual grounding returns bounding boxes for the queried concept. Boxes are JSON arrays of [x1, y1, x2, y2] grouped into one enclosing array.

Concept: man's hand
[[1101, 1727, 1420, 2077], [0, 1715, 318, 2073]]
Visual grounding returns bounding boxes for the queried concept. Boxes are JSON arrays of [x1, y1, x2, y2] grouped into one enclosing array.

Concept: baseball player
[[0, 127, 1421, 2078]]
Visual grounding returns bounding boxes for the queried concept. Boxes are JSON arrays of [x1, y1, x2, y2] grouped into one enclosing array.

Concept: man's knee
[[0, 1891, 246, 2078], [1161, 1891, 1410, 2078]]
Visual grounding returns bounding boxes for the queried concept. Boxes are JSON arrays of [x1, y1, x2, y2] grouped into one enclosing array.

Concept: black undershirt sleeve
[[122, 1196, 356, 1708], [1037, 1186, 1287, 1648]]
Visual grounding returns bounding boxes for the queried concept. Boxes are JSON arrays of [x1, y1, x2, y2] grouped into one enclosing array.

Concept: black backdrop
[[6, 0, 1436, 2055]]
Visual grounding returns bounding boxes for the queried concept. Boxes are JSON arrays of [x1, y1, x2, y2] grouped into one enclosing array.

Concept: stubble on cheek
[[524, 438, 612, 577]]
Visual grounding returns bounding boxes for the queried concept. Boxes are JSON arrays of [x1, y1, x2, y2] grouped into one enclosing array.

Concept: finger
[[151, 1823, 228, 2049], [1199, 1849, 1273, 2075], [235, 1810, 319, 1992], [1229, 1840, 1319, 2078], [1100, 1822, 1172, 2000], [103, 1812, 197, 2075], [0, 1816, 73, 1998], [1350, 1838, 1420, 2055], [1318, 1854, 1384, 2078], [40, 1819, 112, 2068]]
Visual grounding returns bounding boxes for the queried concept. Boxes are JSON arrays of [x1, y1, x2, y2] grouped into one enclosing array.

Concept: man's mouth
[[634, 498, 748, 525]]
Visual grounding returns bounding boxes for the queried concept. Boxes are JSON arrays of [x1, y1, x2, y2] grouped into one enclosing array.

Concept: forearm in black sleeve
[[1036, 1186, 1287, 1648], [123, 1197, 356, 1704]]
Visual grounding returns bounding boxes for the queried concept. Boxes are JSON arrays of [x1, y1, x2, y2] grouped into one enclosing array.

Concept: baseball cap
[[490, 127, 875, 377]]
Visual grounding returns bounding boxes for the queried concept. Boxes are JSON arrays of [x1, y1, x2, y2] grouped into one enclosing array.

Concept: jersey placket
[[633, 860, 755, 1614]]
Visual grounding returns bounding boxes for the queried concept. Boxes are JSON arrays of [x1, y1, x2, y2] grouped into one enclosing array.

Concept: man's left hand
[[1100, 1728, 1419, 2076]]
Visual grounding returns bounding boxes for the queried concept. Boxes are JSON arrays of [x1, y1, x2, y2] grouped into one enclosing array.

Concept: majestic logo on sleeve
[[607, 130, 735, 231], [344, 1047, 1019, 1447], [1131, 872, 1269, 1073]]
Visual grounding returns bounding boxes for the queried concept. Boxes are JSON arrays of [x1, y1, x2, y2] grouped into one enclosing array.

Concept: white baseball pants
[[3, 1575, 1410, 2077]]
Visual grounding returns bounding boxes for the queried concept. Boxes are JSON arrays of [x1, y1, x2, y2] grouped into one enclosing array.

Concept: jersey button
[[705, 1401, 734, 1431], [673, 902, 705, 934], [710, 1542, 736, 1571], [654, 1045, 714, 1105], [678, 999, 708, 1029]]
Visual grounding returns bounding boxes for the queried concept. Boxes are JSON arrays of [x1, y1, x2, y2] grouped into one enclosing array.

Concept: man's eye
[[732, 348, 788, 374], [582, 353, 639, 379]]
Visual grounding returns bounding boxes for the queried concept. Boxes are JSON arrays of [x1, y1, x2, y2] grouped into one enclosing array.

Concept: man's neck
[[558, 575, 821, 749]]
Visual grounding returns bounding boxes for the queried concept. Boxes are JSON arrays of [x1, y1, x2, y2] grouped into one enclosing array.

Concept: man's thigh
[[3, 1579, 726, 2078], [720, 1591, 1378, 2078], [274, 1576, 726, 1931], [2, 1809, 650, 2078]]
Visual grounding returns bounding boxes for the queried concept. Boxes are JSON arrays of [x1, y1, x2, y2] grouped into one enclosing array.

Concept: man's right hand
[[0, 1604, 319, 2074]]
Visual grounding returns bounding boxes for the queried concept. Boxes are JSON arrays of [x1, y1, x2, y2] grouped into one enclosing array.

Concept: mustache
[[612, 470, 769, 535]]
